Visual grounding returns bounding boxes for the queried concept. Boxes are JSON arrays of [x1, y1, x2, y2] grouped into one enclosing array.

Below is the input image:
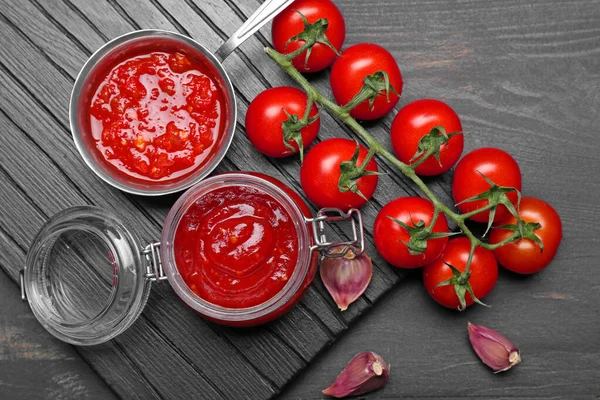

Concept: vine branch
[[265, 47, 520, 309], [266, 48, 483, 231]]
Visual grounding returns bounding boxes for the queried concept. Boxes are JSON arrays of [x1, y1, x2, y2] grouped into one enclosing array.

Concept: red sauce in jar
[[174, 185, 300, 308], [88, 50, 226, 181]]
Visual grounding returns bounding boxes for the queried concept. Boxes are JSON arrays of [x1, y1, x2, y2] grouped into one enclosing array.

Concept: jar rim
[[160, 173, 312, 322]]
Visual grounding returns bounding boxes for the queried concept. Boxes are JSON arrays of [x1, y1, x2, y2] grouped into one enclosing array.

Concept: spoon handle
[[215, 0, 294, 62]]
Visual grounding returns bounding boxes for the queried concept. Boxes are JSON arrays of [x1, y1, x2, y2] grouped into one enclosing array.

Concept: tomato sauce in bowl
[[71, 31, 236, 196], [88, 50, 226, 182]]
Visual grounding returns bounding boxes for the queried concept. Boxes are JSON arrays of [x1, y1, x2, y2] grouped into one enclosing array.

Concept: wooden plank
[[7, 0, 598, 398], [27, 0, 338, 382], [0, 0, 402, 397], [150, 0, 399, 312], [31, 0, 106, 52], [0, 0, 87, 78], [0, 25, 280, 400], [0, 270, 118, 400], [0, 1, 348, 397], [53, 0, 395, 346], [0, 0, 510, 397], [0, 67, 276, 399], [282, 268, 600, 398], [281, 0, 600, 398], [230, 0, 458, 212]]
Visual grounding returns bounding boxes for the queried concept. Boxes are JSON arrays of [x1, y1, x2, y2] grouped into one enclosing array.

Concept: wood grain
[[282, 0, 600, 398], [0, 0, 599, 398], [0, 0, 400, 398], [0, 271, 118, 400]]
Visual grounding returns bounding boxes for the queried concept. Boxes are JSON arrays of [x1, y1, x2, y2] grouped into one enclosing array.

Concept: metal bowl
[[69, 29, 237, 196]]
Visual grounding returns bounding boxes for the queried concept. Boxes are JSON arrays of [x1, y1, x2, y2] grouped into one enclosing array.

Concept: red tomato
[[330, 43, 403, 120], [300, 138, 378, 210], [272, 0, 345, 73], [452, 148, 522, 223], [490, 197, 562, 274], [391, 99, 464, 176], [423, 237, 498, 309], [245, 87, 319, 158], [374, 197, 450, 269]]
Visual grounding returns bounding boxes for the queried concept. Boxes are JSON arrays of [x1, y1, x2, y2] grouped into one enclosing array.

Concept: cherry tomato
[[300, 138, 378, 210], [272, 0, 345, 73], [423, 237, 498, 309], [391, 99, 464, 176], [374, 197, 450, 269], [330, 43, 403, 120], [245, 87, 319, 158], [452, 148, 522, 223], [490, 197, 562, 274]]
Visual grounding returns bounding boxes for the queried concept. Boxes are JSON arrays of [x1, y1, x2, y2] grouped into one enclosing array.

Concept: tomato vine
[[265, 46, 525, 308]]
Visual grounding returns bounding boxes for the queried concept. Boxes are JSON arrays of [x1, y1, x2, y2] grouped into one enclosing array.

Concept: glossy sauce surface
[[89, 50, 225, 181], [174, 185, 299, 308]]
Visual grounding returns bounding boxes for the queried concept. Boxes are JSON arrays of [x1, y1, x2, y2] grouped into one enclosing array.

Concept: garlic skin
[[323, 352, 389, 398], [320, 248, 372, 311], [468, 323, 521, 373]]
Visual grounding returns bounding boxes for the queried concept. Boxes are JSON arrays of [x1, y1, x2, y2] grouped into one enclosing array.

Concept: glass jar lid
[[22, 206, 152, 346]]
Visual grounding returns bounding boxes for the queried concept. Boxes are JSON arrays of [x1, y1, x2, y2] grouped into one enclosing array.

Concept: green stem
[[409, 148, 434, 170], [301, 91, 316, 122], [456, 203, 495, 221], [480, 231, 519, 251], [285, 40, 312, 60], [266, 47, 498, 277], [357, 147, 378, 173], [429, 207, 440, 229], [463, 238, 477, 276], [340, 89, 373, 114]]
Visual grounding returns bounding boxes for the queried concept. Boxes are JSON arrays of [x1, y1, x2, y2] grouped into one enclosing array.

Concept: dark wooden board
[[0, 0, 400, 398], [1, 0, 599, 398], [0, 266, 118, 400], [281, 0, 600, 398]]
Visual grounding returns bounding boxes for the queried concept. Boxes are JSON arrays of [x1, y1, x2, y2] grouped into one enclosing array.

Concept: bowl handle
[[215, 0, 294, 62]]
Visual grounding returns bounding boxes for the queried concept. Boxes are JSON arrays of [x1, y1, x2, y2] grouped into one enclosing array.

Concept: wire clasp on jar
[[307, 208, 365, 258], [142, 242, 168, 282]]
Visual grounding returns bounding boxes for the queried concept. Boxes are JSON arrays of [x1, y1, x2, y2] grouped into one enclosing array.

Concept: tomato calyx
[[410, 126, 464, 168], [387, 212, 457, 255], [496, 219, 544, 252], [338, 143, 381, 200], [457, 172, 522, 236], [284, 12, 341, 68], [281, 107, 320, 161], [434, 260, 489, 311], [341, 71, 400, 114]]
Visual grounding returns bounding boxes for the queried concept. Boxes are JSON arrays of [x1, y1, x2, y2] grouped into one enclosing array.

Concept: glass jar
[[20, 173, 364, 345]]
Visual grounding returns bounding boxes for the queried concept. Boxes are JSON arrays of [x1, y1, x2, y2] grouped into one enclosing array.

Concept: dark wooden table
[[1, 0, 599, 399]]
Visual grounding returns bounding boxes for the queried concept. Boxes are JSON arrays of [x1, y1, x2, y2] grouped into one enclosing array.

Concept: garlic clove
[[323, 352, 389, 398], [320, 248, 372, 311], [468, 322, 521, 373]]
